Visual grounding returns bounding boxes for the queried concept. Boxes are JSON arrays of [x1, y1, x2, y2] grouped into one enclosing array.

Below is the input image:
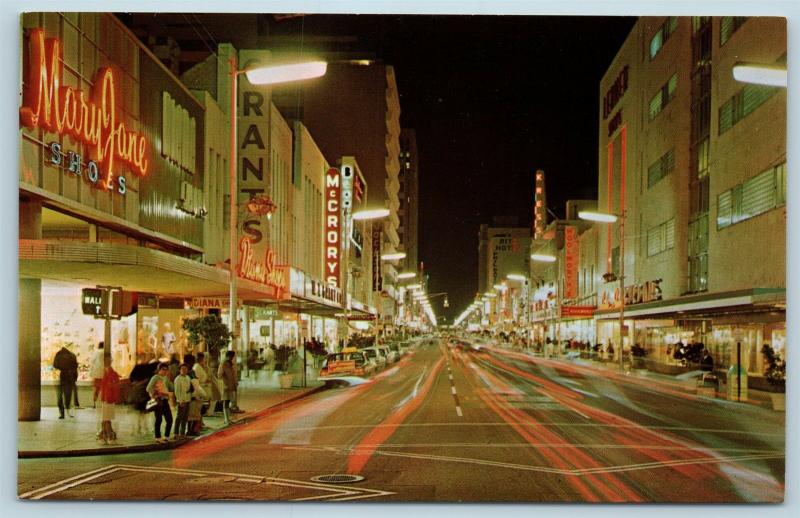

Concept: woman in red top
[[98, 357, 120, 445]]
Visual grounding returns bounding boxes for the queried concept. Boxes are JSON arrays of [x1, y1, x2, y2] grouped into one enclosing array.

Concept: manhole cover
[[310, 474, 365, 484]]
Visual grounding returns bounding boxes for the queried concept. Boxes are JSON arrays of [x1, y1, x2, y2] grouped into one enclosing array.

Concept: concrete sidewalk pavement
[[18, 379, 326, 458]]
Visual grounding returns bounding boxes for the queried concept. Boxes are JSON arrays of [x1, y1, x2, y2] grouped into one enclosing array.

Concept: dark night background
[[296, 15, 637, 321]]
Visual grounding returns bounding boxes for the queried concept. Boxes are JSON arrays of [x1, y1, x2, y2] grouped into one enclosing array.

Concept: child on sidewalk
[[173, 363, 192, 439], [97, 357, 120, 445]]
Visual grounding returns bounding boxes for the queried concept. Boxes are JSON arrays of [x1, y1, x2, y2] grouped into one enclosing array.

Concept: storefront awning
[[19, 239, 280, 300], [593, 288, 785, 320]]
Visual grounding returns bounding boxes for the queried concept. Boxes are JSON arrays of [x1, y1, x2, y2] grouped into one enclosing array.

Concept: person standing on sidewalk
[[90, 342, 105, 408], [218, 350, 238, 424], [52, 345, 78, 419], [97, 357, 120, 445], [173, 364, 192, 439], [192, 353, 212, 430], [146, 363, 174, 443]]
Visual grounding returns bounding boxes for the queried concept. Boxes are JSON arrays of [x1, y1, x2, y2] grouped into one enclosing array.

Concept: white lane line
[[451, 386, 457, 395], [19, 464, 118, 499], [448, 374, 453, 381], [24, 467, 123, 500], [456, 406, 463, 417]]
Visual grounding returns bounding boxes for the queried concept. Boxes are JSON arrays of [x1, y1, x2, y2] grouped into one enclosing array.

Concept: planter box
[[278, 374, 294, 389]]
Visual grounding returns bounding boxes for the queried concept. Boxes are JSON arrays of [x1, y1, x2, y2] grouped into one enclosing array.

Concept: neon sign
[[19, 28, 149, 192], [237, 237, 289, 296], [325, 167, 341, 288]]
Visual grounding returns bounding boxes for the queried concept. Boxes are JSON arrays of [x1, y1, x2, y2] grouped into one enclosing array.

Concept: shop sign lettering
[[564, 226, 579, 299], [603, 65, 629, 119], [325, 168, 341, 287], [188, 297, 229, 309], [310, 279, 343, 305], [237, 237, 289, 296], [20, 29, 149, 196], [600, 279, 663, 308]]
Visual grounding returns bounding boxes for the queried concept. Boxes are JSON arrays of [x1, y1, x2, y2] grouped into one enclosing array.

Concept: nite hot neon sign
[[19, 29, 150, 192]]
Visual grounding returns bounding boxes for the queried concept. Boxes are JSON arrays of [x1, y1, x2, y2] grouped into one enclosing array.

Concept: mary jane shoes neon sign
[[19, 28, 150, 195]]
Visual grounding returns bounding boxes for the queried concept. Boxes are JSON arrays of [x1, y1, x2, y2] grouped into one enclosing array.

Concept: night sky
[[292, 15, 636, 321]]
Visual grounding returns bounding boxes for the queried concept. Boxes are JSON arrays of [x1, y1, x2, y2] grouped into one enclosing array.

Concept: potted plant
[[761, 344, 786, 411]]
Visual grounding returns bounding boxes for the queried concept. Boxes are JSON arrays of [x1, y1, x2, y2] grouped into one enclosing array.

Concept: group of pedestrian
[[51, 341, 245, 446]]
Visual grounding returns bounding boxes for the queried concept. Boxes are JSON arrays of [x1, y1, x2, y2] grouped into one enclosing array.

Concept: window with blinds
[[647, 148, 675, 188], [649, 74, 678, 120], [720, 16, 747, 46], [719, 84, 778, 134], [717, 162, 786, 229], [650, 17, 678, 59], [647, 218, 676, 257]]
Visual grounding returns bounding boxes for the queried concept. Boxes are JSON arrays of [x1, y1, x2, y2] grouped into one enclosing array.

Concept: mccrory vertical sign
[[325, 167, 342, 288]]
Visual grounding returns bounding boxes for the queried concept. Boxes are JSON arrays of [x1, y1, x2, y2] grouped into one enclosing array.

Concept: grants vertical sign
[[325, 168, 342, 288], [19, 28, 149, 195], [238, 67, 270, 258]]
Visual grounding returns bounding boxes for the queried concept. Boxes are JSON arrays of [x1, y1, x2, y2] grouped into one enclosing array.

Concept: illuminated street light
[[405, 283, 422, 290], [578, 210, 617, 223], [530, 253, 557, 262], [353, 208, 391, 220], [484, 292, 497, 298], [381, 252, 407, 261], [245, 61, 327, 85], [733, 62, 787, 88], [397, 272, 416, 280], [507, 273, 527, 282]]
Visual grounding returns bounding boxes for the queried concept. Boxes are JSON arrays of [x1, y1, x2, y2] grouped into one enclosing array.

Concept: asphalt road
[[17, 338, 785, 503]]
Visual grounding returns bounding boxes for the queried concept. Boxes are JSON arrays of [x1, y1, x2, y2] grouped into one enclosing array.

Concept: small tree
[[182, 315, 232, 363], [761, 344, 786, 393]]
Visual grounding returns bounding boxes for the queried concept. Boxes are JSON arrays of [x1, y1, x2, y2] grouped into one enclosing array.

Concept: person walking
[[173, 363, 192, 439], [192, 352, 212, 429], [218, 350, 238, 424], [52, 345, 78, 419], [146, 363, 174, 443], [97, 357, 120, 445], [90, 342, 105, 408], [128, 355, 157, 435]]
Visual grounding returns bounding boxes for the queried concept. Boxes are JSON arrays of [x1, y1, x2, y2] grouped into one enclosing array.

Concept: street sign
[[81, 288, 106, 316]]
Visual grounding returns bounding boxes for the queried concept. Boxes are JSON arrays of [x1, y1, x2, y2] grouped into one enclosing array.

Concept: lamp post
[[341, 208, 390, 346], [531, 252, 559, 358], [579, 210, 626, 371], [228, 56, 326, 351]]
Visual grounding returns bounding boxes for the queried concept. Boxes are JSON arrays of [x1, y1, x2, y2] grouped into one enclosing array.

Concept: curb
[[18, 384, 328, 459]]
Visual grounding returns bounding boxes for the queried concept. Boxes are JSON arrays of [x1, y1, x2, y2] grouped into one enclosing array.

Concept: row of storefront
[[529, 287, 785, 378]]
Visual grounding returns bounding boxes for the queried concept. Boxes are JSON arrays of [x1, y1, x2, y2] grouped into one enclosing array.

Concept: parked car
[[319, 348, 374, 378], [379, 346, 398, 363], [360, 347, 387, 370]]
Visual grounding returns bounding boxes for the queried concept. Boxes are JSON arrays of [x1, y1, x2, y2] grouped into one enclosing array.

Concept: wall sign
[[325, 167, 342, 287], [564, 226, 579, 299], [188, 297, 229, 309], [561, 305, 595, 318], [372, 225, 383, 292], [20, 29, 149, 195], [534, 170, 546, 240], [310, 279, 343, 305], [603, 65, 629, 119], [238, 80, 270, 250], [237, 237, 289, 298], [600, 279, 663, 308]]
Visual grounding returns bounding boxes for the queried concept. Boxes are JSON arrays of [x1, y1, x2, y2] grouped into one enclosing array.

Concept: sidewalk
[[18, 378, 326, 458]]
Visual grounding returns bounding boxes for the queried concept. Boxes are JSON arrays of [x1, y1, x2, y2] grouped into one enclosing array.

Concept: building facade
[[595, 16, 786, 378], [398, 129, 420, 275]]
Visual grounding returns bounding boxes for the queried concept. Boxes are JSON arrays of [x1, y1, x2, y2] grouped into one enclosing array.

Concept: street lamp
[[228, 56, 326, 350], [341, 206, 389, 346], [531, 252, 559, 359], [579, 210, 626, 371], [381, 252, 406, 261], [733, 62, 787, 88], [397, 272, 417, 280]]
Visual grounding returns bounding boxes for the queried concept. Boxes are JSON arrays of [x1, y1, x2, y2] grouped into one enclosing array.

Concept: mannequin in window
[[162, 323, 176, 357]]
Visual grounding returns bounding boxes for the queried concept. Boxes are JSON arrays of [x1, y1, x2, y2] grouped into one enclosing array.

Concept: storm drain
[[310, 474, 365, 484]]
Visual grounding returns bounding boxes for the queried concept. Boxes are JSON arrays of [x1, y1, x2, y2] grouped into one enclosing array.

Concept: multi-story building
[[398, 129, 420, 275], [595, 16, 786, 379]]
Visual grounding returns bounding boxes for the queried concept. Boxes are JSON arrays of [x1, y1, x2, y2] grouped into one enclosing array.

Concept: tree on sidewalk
[[182, 315, 232, 368]]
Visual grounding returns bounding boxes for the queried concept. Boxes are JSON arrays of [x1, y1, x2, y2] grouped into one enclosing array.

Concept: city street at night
[[18, 338, 784, 502]]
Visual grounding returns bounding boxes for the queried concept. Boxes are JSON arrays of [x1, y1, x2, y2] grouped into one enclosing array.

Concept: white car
[[380, 346, 399, 363], [360, 347, 386, 370]]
